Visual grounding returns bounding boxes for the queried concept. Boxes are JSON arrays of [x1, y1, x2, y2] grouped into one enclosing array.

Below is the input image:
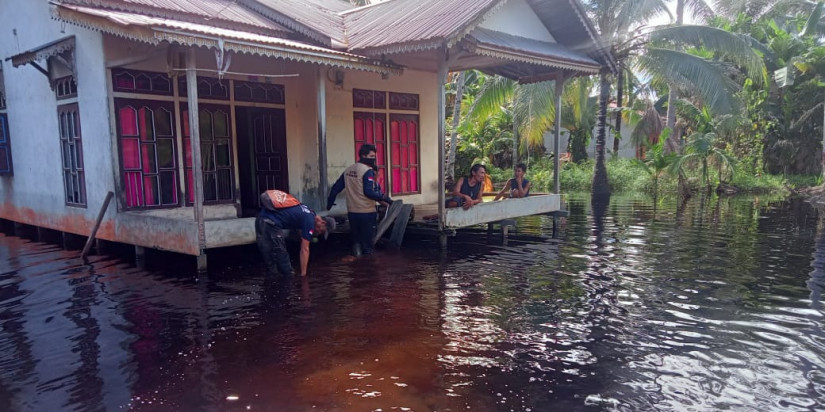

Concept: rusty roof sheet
[[55, 4, 401, 73], [240, 0, 350, 47], [343, 0, 500, 53], [57, 0, 292, 35]]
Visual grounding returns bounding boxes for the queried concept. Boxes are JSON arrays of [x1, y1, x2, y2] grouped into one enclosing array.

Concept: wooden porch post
[[318, 66, 329, 204], [512, 110, 518, 166], [437, 51, 448, 243], [553, 74, 567, 195], [186, 48, 207, 271]]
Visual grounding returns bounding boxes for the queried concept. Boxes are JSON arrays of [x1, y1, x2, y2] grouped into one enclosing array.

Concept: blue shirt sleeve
[[362, 169, 386, 202], [300, 212, 316, 241], [327, 173, 345, 209]]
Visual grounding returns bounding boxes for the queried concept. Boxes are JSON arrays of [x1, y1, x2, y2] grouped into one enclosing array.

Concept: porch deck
[[111, 194, 563, 255], [412, 194, 563, 228]]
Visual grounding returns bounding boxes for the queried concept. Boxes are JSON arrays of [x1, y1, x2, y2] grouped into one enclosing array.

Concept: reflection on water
[[1, 194, 824, 411]]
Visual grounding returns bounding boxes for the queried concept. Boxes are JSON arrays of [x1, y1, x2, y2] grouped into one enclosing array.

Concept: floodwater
[[1, 193, 824, 411]]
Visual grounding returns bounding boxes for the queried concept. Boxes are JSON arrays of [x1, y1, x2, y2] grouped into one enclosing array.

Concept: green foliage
[[672, 132, 737, 187], [635, 128, 679, 194]]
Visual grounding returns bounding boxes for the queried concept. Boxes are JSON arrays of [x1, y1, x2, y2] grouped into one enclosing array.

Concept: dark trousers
[[348, 212, 377, 255], [255, 215, 293, 276]]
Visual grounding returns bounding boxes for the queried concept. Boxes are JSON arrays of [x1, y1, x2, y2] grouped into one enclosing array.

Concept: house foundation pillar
[[135, 246, 146, 268], [196, 252, 207, 273]]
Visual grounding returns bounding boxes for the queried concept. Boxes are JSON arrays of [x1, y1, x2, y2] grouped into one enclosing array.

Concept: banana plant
[[635, 128, 679, 194], [671, 131, 737, 188]]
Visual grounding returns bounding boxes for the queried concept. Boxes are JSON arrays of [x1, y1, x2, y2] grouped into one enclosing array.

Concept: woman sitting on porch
[[446, 164, 486, 210], [494, 163, 532, 200]]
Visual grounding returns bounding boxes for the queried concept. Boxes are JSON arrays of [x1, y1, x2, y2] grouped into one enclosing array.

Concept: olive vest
[[344, 162, 377, 213]]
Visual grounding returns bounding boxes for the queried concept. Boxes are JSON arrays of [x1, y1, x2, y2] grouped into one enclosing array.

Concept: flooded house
[[0, 0, 613, 268]]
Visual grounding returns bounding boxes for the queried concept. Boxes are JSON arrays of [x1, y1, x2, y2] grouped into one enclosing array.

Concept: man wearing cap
[[256, 190, 336, 276], [327, 143, 391, 256]]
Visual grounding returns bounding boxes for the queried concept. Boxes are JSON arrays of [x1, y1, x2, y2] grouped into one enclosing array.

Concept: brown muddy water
[[0, 194, 824, 411]]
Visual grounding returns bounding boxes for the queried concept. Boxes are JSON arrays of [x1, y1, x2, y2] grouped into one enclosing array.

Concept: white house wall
[[543, 124, 638, 160], [0, 0, 115, 236], [101, 39, 323, 209], [325, 68, 439, 215], [479, 0, 556, 43]]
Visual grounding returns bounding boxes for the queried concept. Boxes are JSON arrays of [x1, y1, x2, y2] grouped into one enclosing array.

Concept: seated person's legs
[[445, 196, 465, 208]]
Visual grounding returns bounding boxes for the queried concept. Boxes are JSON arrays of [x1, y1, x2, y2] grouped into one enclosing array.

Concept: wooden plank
[[444, 194, 561, 228], [81, 191, 114, 260], [389, 204, 414, 248], [373, 200, 404, 245]]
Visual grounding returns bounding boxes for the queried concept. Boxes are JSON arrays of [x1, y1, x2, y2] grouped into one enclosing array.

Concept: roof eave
[[470, 43, 600, 75], [9, 35, 76, 68], [52, 5, 401, 75]]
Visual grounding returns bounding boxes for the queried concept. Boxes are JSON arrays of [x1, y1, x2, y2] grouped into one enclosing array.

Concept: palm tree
[[664, 0, 715, 152], [635, 128, 679, 195], [563, 78, 600, 163], [587, 0, 672, 199], [447, 71, 467, 179], [672, 131, 736, 188]]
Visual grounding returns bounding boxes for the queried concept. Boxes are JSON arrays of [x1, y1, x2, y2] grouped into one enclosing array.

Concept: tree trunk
[[665, 0, 685, 154], [613, 66, 623, 156], [821, 90, 825, 181], [592, 73, 611, 200], [447, 71, 465, 179]]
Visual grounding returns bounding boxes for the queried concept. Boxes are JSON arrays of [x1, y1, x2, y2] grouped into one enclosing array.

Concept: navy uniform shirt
[[260, 204, 316, 241]]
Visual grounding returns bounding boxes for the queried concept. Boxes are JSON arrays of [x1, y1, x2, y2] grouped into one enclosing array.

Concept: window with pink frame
[[353, 89, 420, 195], [115, 99, 179, 208]]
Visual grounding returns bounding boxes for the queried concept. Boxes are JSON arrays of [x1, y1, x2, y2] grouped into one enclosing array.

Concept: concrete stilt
[[62, 232, 71, 249], [135, 246, 146, 268], [13, 222, 25, 237], [439, 234, 448, 250], [196, 252, 208, 273], [37, 227, 48, 242], [95, 239, 106, 256]]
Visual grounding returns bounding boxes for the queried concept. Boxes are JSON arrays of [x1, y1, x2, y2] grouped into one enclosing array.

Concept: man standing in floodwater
[[256, 190, 335, 276], [327, 144, 392, 256]]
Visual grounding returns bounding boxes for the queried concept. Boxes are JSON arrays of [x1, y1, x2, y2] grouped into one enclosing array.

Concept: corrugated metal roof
[[240, 0, 349, 47], [469, 27, 599, 69], [55, 4, 401, 74], [58, 0, 291, 35], [343, 0, 500, 53]]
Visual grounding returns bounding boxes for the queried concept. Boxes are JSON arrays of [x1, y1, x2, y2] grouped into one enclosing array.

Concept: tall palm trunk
[[665, 0, 686, 153], [592, 72, 611, 200], [447, 71, 465, 179], [613, 66, 624, 156]]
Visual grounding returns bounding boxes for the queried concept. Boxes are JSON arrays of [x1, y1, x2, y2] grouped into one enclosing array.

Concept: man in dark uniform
[[327, 144, 391, 256], [256, 191, 335, 276]]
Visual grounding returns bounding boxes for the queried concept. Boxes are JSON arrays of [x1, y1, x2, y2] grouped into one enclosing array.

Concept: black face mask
[[360, 157, 377, 168]]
